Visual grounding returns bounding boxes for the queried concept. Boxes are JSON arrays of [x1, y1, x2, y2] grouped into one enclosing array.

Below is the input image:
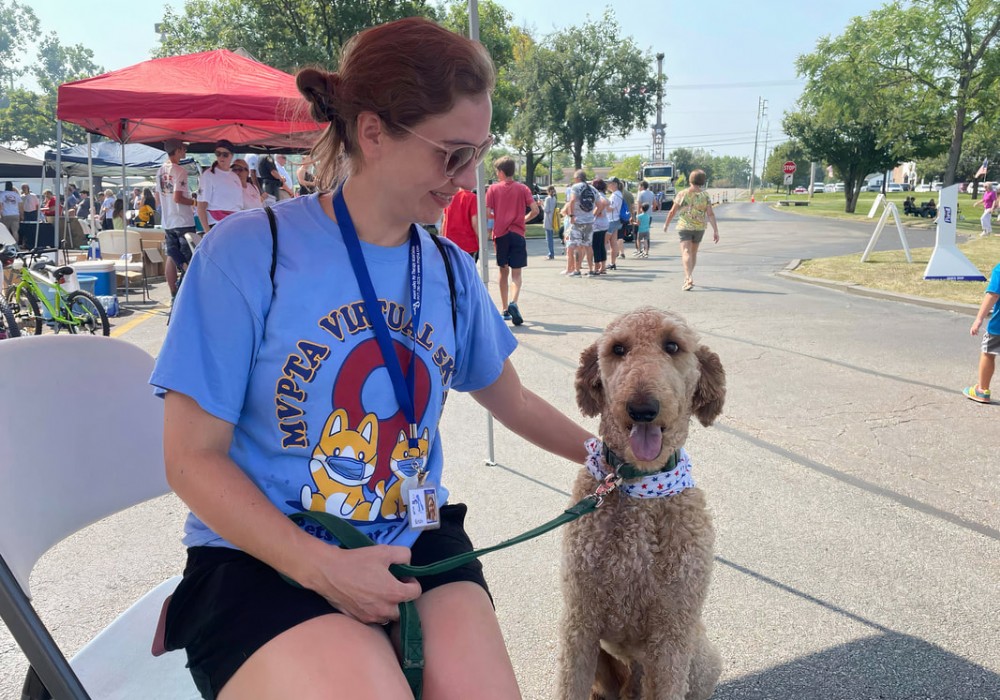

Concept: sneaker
[[608, 264, 616, 270], [559, 269, 570, 275], [502, 309, 512, 321], [963, 385, 991, 403], [570, 271, 582, 277], [545, 254, 555, 260], [507, 301, 524, 326], [981, 231, 990, 238]]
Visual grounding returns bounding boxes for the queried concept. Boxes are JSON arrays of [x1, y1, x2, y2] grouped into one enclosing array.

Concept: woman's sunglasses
[[398, 125, 493, 178], [215, 150, 233, 158], [232, 166, 247, 172]]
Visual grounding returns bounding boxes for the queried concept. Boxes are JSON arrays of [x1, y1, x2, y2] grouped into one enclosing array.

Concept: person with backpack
[[561, 170, 597, 277], [149, 18, 594, 699]]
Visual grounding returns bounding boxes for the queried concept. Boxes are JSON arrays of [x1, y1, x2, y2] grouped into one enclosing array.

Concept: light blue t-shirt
[[151, 194, 516, 550], [987, 263, 1000, 336], [637, 212, 652, 233]]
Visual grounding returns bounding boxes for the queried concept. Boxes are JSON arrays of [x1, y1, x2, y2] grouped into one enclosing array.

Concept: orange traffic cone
[[751, 195, 755, 203]]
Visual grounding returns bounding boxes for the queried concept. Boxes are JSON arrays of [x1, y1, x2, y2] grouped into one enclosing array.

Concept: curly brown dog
[[558, 307, 726, 700]]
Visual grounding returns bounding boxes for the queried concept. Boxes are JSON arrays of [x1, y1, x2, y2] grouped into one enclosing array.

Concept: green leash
[[286, 489, 610, 699]]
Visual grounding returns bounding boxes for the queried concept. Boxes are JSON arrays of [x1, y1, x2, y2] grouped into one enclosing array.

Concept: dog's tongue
[[629, 423, 663, 463]]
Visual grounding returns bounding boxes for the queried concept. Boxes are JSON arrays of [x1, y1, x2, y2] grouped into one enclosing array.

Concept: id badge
[[407, 484, 441, 531]]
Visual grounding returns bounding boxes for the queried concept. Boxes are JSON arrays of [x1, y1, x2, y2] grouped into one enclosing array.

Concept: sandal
[[682, 280, 694, 291]]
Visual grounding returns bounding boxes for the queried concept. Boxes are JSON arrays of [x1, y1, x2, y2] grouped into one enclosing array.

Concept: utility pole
[[651, 53, 665, 161], [761, 117, 770, 190], [749, 96, 767, 198]]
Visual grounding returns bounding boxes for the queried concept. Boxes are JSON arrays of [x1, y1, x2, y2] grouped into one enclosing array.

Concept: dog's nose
[[626, 398, 660, 423]]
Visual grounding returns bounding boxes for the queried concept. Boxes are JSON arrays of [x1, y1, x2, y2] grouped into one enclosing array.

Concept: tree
[[788, 15, 947, 212], [530, 11, 658, 169], [0, 1, 40, 90], [668, 148, 697, 177], [855, 0, 1000, 186], [762, 141, 809, 189], [0, 23, 102, 148], [712, 155, 752, 188], [155, 0, 434, 71], [610, 154, 642, 180]]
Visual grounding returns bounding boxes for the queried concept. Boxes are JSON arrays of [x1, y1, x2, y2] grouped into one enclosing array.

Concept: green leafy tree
[[0, 0, 40, 90], [155, 0, 434, 71], [788, 13, 947, 212], [762, 141, 809, 189], [0, 29, 102, 148], [712, 155, 752, 188], [610, 154, 642, 180], [531, 11, 657, 169], [855, 0, 1000, 185], [668, 148, 697, 177]]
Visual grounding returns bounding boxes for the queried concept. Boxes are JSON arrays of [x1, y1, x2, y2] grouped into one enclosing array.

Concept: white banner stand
[[923, 184, 986, 281], [861, 193, 912, 263]]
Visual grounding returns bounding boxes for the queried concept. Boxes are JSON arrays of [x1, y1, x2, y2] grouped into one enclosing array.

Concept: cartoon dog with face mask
[[302, 408, 382, 521], [380, 428, 429, 519]]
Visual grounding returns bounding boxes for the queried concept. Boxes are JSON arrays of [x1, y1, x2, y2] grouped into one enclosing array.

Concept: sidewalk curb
[[778, 259, 980, 315]]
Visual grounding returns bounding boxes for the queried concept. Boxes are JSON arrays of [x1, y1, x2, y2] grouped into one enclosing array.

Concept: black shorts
[[494, 232, 527, 268], [164, 226, 196, 268], [164, 504, 488, 700]]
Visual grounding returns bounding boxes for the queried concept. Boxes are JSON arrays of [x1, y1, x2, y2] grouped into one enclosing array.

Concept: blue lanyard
[[333, 186, 423, 449]]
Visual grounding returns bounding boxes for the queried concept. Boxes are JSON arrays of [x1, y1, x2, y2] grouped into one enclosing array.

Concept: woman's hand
[[301, 543, 422, 625]]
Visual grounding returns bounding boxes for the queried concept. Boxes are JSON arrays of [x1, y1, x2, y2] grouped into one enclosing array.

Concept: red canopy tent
[[57, 49, 323, 151]]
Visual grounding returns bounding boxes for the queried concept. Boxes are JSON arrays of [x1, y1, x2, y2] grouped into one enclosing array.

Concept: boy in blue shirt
[[964, 262, 1000, 403], [636, 203, 652, 258]]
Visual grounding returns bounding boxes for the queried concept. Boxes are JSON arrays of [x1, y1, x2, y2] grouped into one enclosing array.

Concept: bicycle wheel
[[0, 297, 21, 339], [4, 285, 43, 335], [65, 290, 111, 336]]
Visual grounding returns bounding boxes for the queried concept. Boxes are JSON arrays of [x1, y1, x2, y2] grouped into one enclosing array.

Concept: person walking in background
[[542, 185, 557, 260], [662, 168, 719, 291], [99, 189, 116, 230], [636, 203, 652, 257], [441, 187, 480, 260], [486, 155, 537, 324], [976, 183, 996, 237], [606, 178, 624, 270], [296, 157, 317, 196], [635, 180, 654, 256], [20, 184, 38, 224], [1, 182, 20, 244], [197, 140, 244, 229], [963, 261, 1000, 404], [156, 139, 198, 298]]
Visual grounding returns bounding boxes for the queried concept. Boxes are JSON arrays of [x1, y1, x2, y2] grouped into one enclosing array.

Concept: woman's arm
[[706, 202, 719, 242], [471, 360, 592, 464], [164, 391, 420, 623]]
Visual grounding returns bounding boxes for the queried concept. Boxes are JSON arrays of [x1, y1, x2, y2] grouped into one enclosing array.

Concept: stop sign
[[783, 161, 797, 175]]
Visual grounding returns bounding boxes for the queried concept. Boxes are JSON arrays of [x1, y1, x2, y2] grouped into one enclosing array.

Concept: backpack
[[617, 193, 630, 225], [577, 183, 595, 213]]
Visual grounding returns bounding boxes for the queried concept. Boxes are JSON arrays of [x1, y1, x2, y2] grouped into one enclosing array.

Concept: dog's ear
[[693, 345, 726, 426], [575, 342, 603, 417]]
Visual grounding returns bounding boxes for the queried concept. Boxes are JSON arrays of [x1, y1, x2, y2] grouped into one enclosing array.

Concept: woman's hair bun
[[297, 68, 340, 124]]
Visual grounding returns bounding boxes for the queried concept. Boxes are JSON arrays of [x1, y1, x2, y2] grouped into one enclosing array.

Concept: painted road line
[[110, 305, 168, 337]]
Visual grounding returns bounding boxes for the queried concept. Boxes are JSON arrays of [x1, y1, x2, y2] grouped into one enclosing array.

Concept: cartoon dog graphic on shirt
[[302, 408, 383, 521], [380, 428, 430, 520]]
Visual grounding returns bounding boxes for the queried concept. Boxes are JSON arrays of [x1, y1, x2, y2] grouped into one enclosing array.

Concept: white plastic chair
[[0, 335, 198, 699], [97, 229, 149, 302]]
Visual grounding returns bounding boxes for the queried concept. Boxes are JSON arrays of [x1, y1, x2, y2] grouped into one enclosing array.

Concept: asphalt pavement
[[2, 198, 998, 699]]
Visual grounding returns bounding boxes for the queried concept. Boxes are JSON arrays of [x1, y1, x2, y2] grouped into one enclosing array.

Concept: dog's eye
[[663, 341, 679, 355], [612, 343, 627, 356]]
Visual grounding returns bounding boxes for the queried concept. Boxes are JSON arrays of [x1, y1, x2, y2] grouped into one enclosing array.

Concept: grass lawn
[[755, 189, 990, 235], [794, 235, 998, 306]]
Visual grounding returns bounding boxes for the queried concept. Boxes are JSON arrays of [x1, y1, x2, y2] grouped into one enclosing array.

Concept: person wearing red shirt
[[485, 156, 538, 325], [442, 188, 480, 259]]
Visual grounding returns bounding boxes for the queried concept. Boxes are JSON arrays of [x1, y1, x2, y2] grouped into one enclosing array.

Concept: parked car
[[887, 183, 903, 193], [812, 183, 825, 193], [824, 183, 837, 193], [915, 183, 931, 192], [835, 183, 845, 192], [526, 194, 544, 225], [793, 186, 807, 194]]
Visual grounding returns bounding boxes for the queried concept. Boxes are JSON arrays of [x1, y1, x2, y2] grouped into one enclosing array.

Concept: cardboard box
[[139, 231, 166, 278]]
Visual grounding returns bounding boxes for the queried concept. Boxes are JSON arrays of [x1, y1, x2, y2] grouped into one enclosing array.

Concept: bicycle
[[2, 247, 111, 336], [0, 296, 20, 339]]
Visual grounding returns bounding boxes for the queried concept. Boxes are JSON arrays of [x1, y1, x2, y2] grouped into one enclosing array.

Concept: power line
[[667, 79, 802, 91]]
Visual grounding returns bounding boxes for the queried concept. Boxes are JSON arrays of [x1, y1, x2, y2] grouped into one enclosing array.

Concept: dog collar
[[584, 437, 694, 499]]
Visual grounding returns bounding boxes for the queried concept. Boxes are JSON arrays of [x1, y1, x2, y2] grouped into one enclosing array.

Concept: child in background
[[636, 203, 652, 258], [963, 261, 1000, 404]]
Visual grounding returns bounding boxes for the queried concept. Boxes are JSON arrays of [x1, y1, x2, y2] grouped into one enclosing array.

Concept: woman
[[151, 17, 592, 700], [112, 198, 125, 229], [542, 185, 557, 260], [662, 168, 719, 291], [296, 158, 317, 196], [196, 139, 244, 229], [232, 158, 264, 210], [40, 189, 60, 220], [135, 188, 157, 228], [590, 178, 610, 276], [976, 183, 995, 237]]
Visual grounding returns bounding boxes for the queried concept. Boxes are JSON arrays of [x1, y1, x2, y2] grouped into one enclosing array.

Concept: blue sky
[[24, 0, 886, 164]]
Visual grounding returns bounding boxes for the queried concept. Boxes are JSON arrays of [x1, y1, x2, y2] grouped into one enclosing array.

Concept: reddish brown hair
[[297, 17, 496, 190]]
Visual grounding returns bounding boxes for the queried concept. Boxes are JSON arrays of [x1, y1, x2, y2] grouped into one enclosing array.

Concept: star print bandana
[[584, 437, 695, 499]]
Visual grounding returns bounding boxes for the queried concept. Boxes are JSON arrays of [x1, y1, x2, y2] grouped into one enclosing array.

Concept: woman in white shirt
[[196, 140, 244, 229], [232, 159, 264, 210]]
